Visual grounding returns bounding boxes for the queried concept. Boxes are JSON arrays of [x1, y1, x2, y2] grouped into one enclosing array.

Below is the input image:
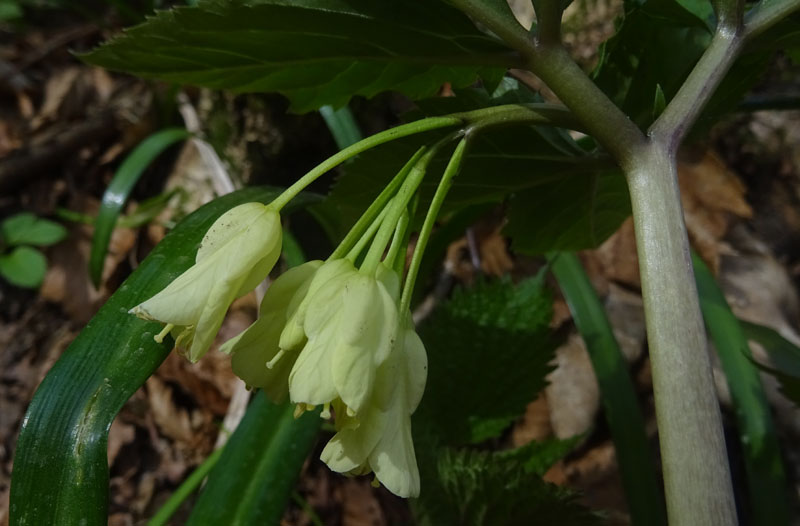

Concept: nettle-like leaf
[[82, 0, 514, 112], [411, 275, 592, 525], [414, 273, 556, 446], [415, 446, 601, 526]]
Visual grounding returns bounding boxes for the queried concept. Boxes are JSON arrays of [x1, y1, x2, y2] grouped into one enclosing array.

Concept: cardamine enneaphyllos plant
[[10, 1, 800, 525], [130, 141, 468, 496]]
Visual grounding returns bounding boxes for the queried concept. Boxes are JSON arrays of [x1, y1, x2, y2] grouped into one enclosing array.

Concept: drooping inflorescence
[[130, 134, 468, 497]]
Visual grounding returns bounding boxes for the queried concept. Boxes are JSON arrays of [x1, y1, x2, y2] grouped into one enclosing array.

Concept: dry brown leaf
[[479, 228, 514, 276], [604, 284, 646, 363], [146, 375, 194, 445], [679, 150, 753, 272], [339, 479, 386, 526], [511, 394, 552, 447], [591, 217, 639, 289], [108, 419, 136, 466], [564, 441, 630, 525], [545, 333, 600, 439], [30, 67, 82, 131], [155, 306, 252, 417]]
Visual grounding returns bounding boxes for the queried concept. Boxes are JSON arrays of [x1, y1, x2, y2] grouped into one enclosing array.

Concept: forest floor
[[2, 2, 800, 525]]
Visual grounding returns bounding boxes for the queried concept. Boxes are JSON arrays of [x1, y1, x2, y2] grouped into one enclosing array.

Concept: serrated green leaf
[[1, 212, 67, 247], [415, 445, 601, 526], [81, 0, 512, 112], [414, 274, 556, 446], [0, 246, 47, 288], [505, 169, 630, 254]]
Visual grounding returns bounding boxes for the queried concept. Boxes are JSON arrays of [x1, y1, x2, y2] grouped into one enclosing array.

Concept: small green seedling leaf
[[652, 83, 667, 120], [0, 245, 47, 288], [1, 212, 67, 247]]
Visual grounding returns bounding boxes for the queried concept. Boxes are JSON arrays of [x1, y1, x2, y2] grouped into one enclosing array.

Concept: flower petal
[[332, 276, 398, 414], [402, 325, 428, 413], [369, 400, 420, 498], [321, 403, 387, 474], [223, 261, 321, 401], [280, 258, 354, 351]]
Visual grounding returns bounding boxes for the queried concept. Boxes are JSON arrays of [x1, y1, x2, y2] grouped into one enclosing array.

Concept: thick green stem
[[447, 0, 647, 167], [744, 0, 800, 40], [626, 144, 737, 526], [649, 31, 743, 153], [531, 0, 563, 45]]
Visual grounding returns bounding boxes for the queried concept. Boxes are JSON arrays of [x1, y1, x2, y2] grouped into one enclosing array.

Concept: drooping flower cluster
[[130, 152, 438, 496], [223, 258, 427, 496]]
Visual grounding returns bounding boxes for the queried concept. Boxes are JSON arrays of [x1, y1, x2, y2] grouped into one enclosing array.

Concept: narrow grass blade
[[148, 446, 225, 526], [319, 105, 362, 150], [89, 128, 191, 287], [185, 395, 321, 525], [549, 252, 666, 526], [693, 253, 789, 525]]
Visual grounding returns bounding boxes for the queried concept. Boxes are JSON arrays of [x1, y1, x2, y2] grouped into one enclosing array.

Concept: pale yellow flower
[[320, 321, 428, 498], [288, 263, 400, 415], [220, 260, 321, 402], [130, 202, 281, 362]]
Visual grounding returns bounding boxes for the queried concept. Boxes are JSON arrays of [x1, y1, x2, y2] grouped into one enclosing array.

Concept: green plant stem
[[361, 143, 448, 275], [319, 105, 362, 151], [400, 138, 468, 315], [713, 0, 745, 32], [271, 116, 460, 210], [744, 0, 800, 40], [626, 144, 737, 526], [345, 206, 389, 262], [330, 147, 426, 260], [531, 0, 562, 45], [273, 103, 582, 212], [148, 446, 225, 526], [384, 209, 409, 270], [650, 31, 743, 153], [447, 0, 646, 167]]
